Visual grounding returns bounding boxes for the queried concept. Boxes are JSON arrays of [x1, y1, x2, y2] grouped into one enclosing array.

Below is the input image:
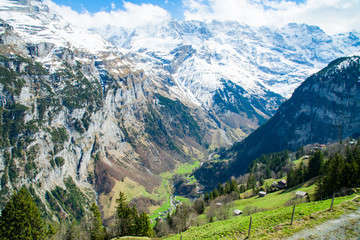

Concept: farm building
[[296, 191, 308, 197], [259, 191, 267, 197], [277, 179, 287, 189], [233, 209, 243, 216]]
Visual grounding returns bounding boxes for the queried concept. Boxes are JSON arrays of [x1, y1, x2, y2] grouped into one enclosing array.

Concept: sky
[[47, 0, 360, 34]]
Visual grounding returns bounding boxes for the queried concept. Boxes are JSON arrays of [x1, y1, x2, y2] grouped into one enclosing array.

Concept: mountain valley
[[0, 0, 359, 232]]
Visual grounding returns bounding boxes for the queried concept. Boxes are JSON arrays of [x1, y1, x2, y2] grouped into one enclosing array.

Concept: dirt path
[[287, 208, 360, 239]]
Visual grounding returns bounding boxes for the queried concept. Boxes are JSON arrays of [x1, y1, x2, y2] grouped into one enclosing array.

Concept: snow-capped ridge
[[0, 0, 114, 54]]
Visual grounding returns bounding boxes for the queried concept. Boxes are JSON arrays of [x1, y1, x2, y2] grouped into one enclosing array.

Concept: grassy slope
[[113, 237, 151, 240], [166, 194, 360, 239], [235, 178, 317, 210], [99, 177, 149, 218]]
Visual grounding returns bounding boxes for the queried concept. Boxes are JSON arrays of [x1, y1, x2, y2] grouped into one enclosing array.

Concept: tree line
[[204, 179, 239, 203], [286, 142, 360, 199], [0, 188, 153, 239]]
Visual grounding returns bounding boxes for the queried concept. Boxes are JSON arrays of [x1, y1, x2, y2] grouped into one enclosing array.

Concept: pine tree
[[230, 179, 238, 193], [204, 192, 209, 203], [259, 176, 264, 186], [135, 212, 154, 237], [114, 191, 153, 238], [217, 182, 225, 196], [115, 192, 135, 236], [247, 174, 256, 189], [225, 181, 230, 194], [209, 192, 214, 200], [308, 150, 324, 179], [201, 201, 205, 214], [212, 189, 219, 199], [287, 168, 294, 187], [0, 187, 45, 240], [89, 202, 106, 240]]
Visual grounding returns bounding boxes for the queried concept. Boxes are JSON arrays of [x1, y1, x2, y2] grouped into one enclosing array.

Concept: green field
[[165, 194, 360, 239], [174, 161, 200, 175], [235, 178, 317, 211], [113, 237, 151, 240], [175, 195, 191, 205], [149, 161, 199, 221], [149, 178, 172, 220]]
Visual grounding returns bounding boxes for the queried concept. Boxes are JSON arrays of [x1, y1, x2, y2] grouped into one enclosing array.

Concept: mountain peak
[[0, 0, 113, 54]]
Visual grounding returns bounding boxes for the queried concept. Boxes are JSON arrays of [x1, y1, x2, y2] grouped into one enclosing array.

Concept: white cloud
[[111, 2, 116, 10], [183, 0, 360, 34], [45, 0, 171, 30]]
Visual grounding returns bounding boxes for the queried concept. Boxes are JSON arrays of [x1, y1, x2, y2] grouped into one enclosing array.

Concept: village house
[[296, 191, 308, 198], [215, 202, 223, 207], [259, 191, 267, 197], [277, 179, 287, 189], [233, 209, 243, 216]]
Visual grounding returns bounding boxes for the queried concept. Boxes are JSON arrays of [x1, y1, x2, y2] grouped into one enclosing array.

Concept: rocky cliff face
[[0, 0, 214, 220]]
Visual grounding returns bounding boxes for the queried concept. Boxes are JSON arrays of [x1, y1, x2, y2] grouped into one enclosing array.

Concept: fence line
[[236, 185, 360, 240]]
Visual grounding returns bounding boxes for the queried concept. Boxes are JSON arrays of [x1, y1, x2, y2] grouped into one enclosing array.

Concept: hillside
[[165, 193, 360, 239], [229, 55, 360, 173], [194, 55, 360, 186]]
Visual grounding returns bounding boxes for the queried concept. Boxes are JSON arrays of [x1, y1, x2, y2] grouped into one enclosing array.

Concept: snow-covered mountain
[[97, 20, 360, 103], [0, 0, 112, 53]]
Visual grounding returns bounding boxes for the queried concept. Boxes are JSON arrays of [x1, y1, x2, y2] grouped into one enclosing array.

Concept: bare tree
[[171, 204, 196, 233], [206, 201, 233, 222]]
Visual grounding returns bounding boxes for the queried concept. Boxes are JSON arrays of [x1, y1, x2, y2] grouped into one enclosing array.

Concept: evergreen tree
[[89, 202, 106, 240], [64, 222, 80, 240], [217, 182, 224, 196], [204, 192, 209, 203], [201, 201, 205, 214], [115, 192, 135, 237], [114, 191, 153, 238], [209, 192, 214, 200], [287, 168, 294, 187], [247, 174, 256, 189], [308, 150, 324, 179], [230, 179, 238, 193], [212, 189, 219, 199], [135, 212, 154, 237], [225, 181, 231, 194], [266, 165, 271, 178], [259, 176, 264, 186], [0, 187, 45, 240], [316, 152, 343, 198]]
